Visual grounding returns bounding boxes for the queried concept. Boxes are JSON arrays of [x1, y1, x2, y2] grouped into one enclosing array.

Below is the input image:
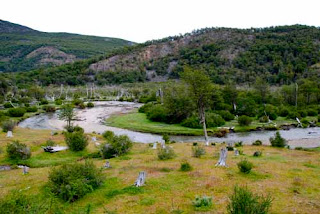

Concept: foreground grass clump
[[227, 185, 272, 214], [6, 141, 31, 160], [192, 145, 206, 158], [64, 130, 88, 151], [47, 161, 104, 202], [192, 195, 213, 211], [157, 146, 176, 160], [237, 159, 253, 174], [180, 161, 192, 171], [101, 131, 133, 158]]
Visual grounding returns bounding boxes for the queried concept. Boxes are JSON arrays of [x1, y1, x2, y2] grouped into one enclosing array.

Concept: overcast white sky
[[1, 0, 320, 43]]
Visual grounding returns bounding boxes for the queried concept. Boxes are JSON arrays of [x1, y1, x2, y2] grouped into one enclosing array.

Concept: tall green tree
[[58, 104, 75, 129], [181, 67, 213, 145]]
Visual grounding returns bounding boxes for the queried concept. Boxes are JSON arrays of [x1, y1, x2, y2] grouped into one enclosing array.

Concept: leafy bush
[[180, 161, 192, 171], [238, 115, 252, 126], [146, 104, 167, 122], [4, 102, 13, 108], [64, 131, 88, 151], [307, 109, 318, 116], [298, 110, 307, 118], [237, 159, 253, 174], [259, 116, 269, 123], [192, 196, 213, 211], [227, 185, 272, 214], [253, 151, 262, 157], [55, 99, 63, 105], [181, 115, 201, 128], [6, 141, 31, 160], [1, 120, 16, 132], [279, 107, 289, 117], [87, 102, 94, 108], [26, 106, 37, 112], [47, 161, 104, 202], [252, 140, 262, 146], [162, 134, 170, 144], [217, 110, 234, 121], [45, 139, 55, 146], [43, 105, 56, 112], [287, 111, 300, 119], [157, 147, 176, 160], [138, 102, 154, 113], [8, 108, 26, 117], [72, 99, 83, 106], [101, 131, 133, 159], [192, 145, 206, 158], [78, 103, 86, 109], [235, 141, 243, 147], [301, 118, 309, 127], [206, 112, 225, 127], [270, 131, 287, 148], [40, 99, 49, 105]]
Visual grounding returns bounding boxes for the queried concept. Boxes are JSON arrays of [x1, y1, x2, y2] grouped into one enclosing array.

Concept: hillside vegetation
[[0, 20, 133, 72], [2, 24, 320, 86]]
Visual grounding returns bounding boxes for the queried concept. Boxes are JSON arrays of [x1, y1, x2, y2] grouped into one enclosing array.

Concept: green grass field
[[106, 111, 317, 135], [0, 128, 320, 213]]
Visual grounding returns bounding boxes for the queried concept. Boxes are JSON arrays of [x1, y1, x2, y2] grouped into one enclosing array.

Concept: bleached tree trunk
[[215, 147, 228, 167], [23, 166, 29, 174], [234, 149, 239, 156], [200, 107, 209, 146], [104, 161, 111, 168], [152, 142, 157, 149], [134, 171, 146, 187]]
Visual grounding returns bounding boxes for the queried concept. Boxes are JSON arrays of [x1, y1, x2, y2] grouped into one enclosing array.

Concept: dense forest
[[0, 20, 133, 72]]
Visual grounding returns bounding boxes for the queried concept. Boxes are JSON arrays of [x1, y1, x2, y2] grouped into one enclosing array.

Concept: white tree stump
[[6, 131, 13, 138], [104, 161, 111, 168], [23, 166, 29, 174], [296, 117, 302, 127], [234, 149, 239, 156], [160, 141, 166, 149], [91, 137, 97, 142], [152, 142, 157, 149], [134, 171, 146, 187], [215, 147, 228, 167]]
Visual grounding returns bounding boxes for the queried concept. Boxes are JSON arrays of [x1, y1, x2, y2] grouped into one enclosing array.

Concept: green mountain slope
[[2, 25, 320, 86], [0, 20, 133, 72]]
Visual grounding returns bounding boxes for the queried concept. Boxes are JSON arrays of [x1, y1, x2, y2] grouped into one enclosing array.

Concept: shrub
[[6, 141, 31, 160], [78, 103, 86, 109], [214, 128, 229, 137], [301, 118, 309, 127], [252, 140, 262, 146], [192, 142, 198, 146], [217, 110, 234, 121], [43, 105, 56, 112], [87, 102, 94, 108], [206, 113, 225, 128], [270, 131, 286, 148], [64, 125, 84, 133], [235, 141, 243, 147], [138, 102, 154, 113], [192, 196, 213, 211], [4, 102, 13, 108], [192, 145, 206, 158], [307, 109, 318, 116], [253, 151, 262, 157], [181, 115, 201, 128], [47, 161, 104, 202], [55, 99, 63, 105], [101, 131, 133, 158], [279, 107, 289, 117], [287, 111, 300, 119], [146, 104, 167, 122], [72, 99, 83, 106], [237, 159, 253, 174], [259, 116, 269, 123], [298, 110, 307, 118], [8, 108, 26, 117], [1, 120, 16, 132], [157, 147, 176, 160], [180, 161, 192, 171], [64, 131, 88, 151], [227, 185, 272, 214], [26, 106, 37, 112], [45, 139, 55, 146], [40, 99, 49, 105], [238, 115, 252, 126], [162, 134, 170, 144]]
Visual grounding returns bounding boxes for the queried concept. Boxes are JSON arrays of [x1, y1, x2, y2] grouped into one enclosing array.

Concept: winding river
[[19, 101, 320, 148]]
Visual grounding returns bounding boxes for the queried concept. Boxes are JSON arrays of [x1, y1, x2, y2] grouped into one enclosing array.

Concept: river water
[[18, 101, 320, 147]]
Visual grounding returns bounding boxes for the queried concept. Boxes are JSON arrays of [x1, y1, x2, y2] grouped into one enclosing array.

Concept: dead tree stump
[[6, 131, 13, 138], [152, 142, 157, 149], [134, 171, 146, 187], [23, 166, 29, 174], [215, 147, 228, 167], [234, 149, 239, 156], [104, 160, 111, 168]]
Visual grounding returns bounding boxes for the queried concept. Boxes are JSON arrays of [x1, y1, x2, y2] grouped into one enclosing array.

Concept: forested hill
[[0, 20, 133, 72], [2, 24, 320, 86]]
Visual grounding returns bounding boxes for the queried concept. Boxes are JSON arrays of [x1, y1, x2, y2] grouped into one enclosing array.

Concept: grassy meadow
[[0, 128, 320, 213]]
